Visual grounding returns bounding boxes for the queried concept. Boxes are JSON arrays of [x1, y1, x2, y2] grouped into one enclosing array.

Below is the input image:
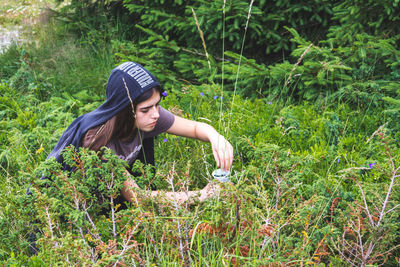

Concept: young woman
[[48, 61, 233, 205]]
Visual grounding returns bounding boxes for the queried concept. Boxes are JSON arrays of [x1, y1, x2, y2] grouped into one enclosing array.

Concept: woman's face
[[135, 90, 161, 132]]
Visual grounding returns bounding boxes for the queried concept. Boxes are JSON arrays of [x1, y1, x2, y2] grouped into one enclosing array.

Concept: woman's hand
[[210, 134, 233, 171]]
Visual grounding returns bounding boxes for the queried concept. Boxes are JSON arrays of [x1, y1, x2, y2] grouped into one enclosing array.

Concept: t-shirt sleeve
[[144, 106, 175, 138]]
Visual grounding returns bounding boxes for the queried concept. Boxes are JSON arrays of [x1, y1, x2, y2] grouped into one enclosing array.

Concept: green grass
[[0, 2, 399, 266]]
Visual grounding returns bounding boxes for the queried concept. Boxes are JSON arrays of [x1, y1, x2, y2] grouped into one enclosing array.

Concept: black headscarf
[[47, 61, 161, 164]]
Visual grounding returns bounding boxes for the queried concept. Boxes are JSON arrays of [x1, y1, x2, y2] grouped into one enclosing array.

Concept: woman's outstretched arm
[[166, 115, 233, 171]]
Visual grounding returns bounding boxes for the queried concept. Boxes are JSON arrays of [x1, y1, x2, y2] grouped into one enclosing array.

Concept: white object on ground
[[212, 168, 230, 182]]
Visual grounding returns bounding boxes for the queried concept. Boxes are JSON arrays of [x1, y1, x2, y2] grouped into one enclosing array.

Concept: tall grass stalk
[[221, 0, 226, 94], [284, 43, 313, 88], [223, 0, 255, 173], [191, 7, 211, 72], [228, 0, 255, 133]]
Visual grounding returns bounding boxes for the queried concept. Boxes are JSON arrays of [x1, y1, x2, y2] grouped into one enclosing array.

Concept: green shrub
[[1, 0, 400, 264]]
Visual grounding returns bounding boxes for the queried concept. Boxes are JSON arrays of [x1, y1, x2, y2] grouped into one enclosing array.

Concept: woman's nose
[[151, 106, 160, 119]]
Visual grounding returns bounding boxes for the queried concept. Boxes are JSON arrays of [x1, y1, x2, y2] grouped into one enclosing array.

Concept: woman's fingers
[[223, 142, 233, 171], [212, 136, 233, 171], [226, 143, 233, 171], [212, 147, 221, 168]]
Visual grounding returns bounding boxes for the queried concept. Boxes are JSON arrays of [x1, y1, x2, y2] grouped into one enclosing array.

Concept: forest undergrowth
[[0, 0, 399, 266]]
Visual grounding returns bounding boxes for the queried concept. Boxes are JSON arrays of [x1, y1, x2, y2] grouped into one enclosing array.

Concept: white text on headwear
[[117, 62, 155, 88]]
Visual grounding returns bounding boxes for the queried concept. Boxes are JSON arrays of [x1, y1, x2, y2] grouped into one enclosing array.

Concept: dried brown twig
[[333, 128, 400, 266]]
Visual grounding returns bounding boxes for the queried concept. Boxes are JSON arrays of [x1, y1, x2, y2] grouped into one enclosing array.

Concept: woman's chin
[[139, 125, 155, 132]]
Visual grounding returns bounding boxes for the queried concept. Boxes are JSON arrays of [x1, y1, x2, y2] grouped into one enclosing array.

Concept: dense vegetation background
[[1, 0, 400, 265]]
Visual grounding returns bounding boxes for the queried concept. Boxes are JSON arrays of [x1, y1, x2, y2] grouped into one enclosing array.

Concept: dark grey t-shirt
[[106, 106, 174, 165]]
